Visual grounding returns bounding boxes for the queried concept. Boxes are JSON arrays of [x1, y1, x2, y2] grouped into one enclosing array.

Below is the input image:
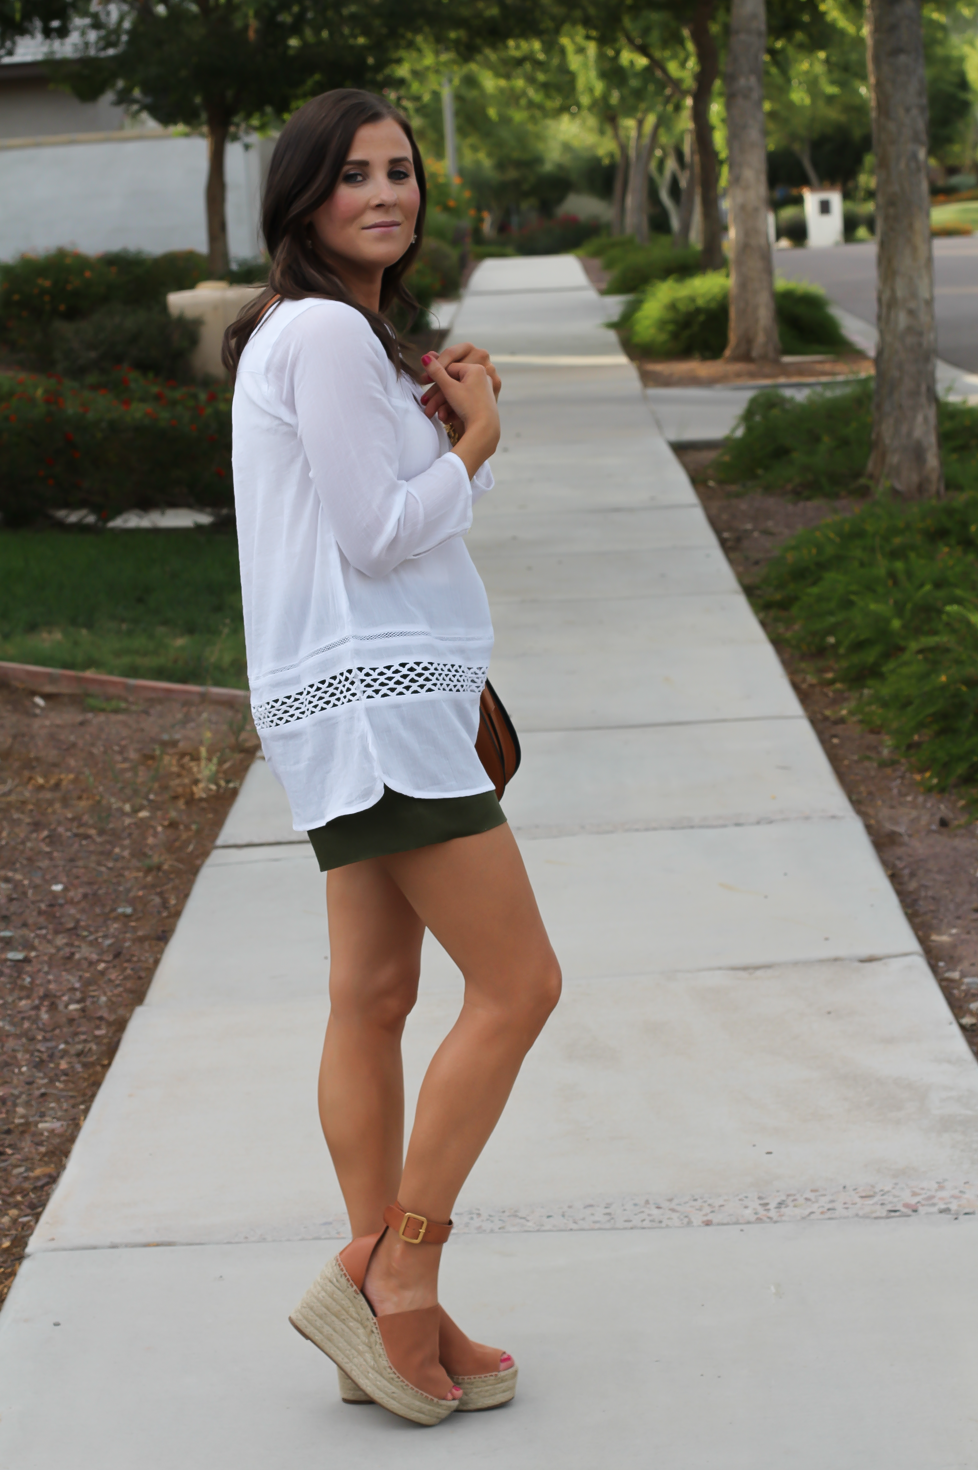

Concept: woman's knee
[[473, 948, 561, 1039], [526, 952, 562, 1030], [329, 955, 421, 1031]]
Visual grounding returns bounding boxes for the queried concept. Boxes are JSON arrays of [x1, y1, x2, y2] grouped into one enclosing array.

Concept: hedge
[[759, 495, 978, 799], [625, 272, 849, 359], [713, 379, 978, 498], [0, 368, 232, 526]]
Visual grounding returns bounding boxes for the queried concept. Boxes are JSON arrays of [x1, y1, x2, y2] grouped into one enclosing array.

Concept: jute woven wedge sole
[[337, 1354, 518, 1410], [290, 1256, 459, 1427]]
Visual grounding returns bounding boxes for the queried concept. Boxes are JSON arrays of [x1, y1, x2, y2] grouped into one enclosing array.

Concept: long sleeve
[[276, 302, 475, 579]]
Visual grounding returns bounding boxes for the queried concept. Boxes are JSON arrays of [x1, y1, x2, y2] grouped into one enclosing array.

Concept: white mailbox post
[[802, 188, 844, 247]]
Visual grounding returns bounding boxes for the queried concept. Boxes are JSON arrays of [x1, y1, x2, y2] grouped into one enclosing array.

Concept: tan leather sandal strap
[[383, 1202, 453, 1245]]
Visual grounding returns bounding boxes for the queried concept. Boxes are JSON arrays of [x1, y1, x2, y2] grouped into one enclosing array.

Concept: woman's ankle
[[363, 1229, 442, 1316]]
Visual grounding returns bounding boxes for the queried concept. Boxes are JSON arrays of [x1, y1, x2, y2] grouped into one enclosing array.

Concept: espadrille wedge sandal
[[289, 1206, 460, 1427], [338, 1308, 518, 1411]]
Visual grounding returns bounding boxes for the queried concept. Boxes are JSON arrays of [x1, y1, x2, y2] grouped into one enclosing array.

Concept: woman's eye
[[389, 168, 410, 181], [342, 170, 365, 184]]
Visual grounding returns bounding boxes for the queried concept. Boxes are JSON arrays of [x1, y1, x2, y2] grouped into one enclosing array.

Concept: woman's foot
[[438, 1308, 518, 1409], [362, 1229, 462, 1403]]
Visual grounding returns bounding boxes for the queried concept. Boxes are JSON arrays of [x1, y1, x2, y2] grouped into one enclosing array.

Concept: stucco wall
[[0, 133, 266, 261]]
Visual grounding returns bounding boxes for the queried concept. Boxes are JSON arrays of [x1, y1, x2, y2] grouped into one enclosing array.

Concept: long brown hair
[[222, 89, 426, 380]]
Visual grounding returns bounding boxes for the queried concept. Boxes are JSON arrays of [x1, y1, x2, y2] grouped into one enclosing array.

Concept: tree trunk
[[724, 0, 780, 361], [675, 131, 697, 245], [623, 117, 645, 239], [865, 0, 942, 497], [652, 148, 682, 237], [793, 140, 820, 188], [205, 111, 230, 278], [634, 116, 659, 243], [610, 118, 629, 236], [688, 0, 725, 270], [624, 115, 660, 243]]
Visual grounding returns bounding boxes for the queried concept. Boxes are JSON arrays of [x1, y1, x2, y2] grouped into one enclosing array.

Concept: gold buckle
[[397, 1211, 428, 1244]]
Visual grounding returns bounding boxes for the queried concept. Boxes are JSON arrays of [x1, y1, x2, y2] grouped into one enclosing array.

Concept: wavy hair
[[222, 88, 426, 380]]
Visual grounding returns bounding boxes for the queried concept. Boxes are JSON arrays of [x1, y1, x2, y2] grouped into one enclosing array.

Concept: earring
[[412, 233, 417, 243]]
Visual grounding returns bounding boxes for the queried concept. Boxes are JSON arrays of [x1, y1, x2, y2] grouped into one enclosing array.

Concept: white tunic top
[[231, 296, 495, 831]]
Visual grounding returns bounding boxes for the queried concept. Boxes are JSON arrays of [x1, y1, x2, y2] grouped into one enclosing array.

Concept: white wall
[[0, 132, 265, 261]]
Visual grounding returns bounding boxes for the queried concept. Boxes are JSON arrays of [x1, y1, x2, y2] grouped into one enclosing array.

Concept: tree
[[61, 0, 409, 275], [614, 1, 726, 267], [865, 0, 942, 497], [724, 0, 778, 359]]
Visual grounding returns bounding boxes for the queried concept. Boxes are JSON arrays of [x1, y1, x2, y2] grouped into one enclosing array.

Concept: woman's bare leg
[[319, 860, 425, 1238], [361, 822, 561, 1316]]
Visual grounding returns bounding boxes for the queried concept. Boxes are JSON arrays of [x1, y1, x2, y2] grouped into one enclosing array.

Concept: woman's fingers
[[421, 355, 496, 427], [422, 342, 502, 402]]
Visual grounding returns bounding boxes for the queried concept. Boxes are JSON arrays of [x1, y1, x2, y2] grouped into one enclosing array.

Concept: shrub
[[50, 305, 200, 382], [626, 273, 848, 359], [407, 237, 461, 309], [0, 247, 210, 364], [0, 369, 232, 527], [776, 204, 807, 244], [713, 380, 978, 498], [932, 221, 974, 236], [603, 240, 701, 295], [843, 204, 874, 240], [471, 243, 519, 259], [775, 278, 850, 354], [759, 495, 978, 797], [504, 215, 601, 255], [227, 258, 269, 284]]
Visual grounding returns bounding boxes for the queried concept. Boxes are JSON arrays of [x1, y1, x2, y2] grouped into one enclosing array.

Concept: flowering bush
[[0, 248, 210, 366], [0, 368, 232, 527]]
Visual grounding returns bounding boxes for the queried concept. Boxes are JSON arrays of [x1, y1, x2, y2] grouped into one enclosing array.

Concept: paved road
[[775, 235, 978, 372], [3, 257, 977, 1468]]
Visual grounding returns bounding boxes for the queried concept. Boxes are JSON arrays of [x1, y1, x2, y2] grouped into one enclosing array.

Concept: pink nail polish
[[421, 353, 433, 364]]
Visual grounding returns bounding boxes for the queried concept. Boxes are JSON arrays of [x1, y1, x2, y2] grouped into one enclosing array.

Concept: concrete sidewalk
[[2, 255, 977, 1468]]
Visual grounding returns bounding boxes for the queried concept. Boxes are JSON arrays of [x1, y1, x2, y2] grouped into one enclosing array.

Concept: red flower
[[45, 456, 54, 466], [197, 406, 206, 416], [215, 467, 225, 477], [121, 400, 131, 410], [64, 431, 74, 442], [206, 390, 217, 402]]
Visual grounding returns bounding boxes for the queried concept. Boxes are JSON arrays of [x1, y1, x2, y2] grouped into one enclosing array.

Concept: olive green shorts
[[306, 784, 506, 872]]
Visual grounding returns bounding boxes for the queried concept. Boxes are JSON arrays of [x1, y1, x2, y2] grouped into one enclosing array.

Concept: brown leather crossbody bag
[[476, 680, 521, 799]]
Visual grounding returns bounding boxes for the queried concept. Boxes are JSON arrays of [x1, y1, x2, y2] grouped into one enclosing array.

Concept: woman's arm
[[282, 305, 478, 579]]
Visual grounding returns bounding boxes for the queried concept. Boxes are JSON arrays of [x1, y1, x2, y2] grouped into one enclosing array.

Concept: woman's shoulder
[[277, 297, 388, 361], [243, 296, 388, 379]]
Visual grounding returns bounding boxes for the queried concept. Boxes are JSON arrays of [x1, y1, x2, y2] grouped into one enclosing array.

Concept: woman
[[224, 89, 561, 1427]]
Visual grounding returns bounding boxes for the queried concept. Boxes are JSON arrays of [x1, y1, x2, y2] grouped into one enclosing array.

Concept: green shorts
[[306, 784, 506, 871]]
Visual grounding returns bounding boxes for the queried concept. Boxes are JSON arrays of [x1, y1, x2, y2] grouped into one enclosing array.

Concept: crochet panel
[[252, 659, 488, 732]]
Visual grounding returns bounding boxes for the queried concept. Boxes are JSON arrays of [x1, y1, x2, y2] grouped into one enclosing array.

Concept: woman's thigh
[[380, 823, 559, 1010], [326, 859, 426, 1023]]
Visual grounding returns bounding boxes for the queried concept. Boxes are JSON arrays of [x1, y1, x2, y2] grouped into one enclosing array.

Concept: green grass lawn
[[931, 199, 978, 229], [0, 528, 247, 687]]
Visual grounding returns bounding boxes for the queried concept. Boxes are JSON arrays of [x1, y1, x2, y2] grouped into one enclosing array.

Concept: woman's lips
[[365, 221, 401, 230]]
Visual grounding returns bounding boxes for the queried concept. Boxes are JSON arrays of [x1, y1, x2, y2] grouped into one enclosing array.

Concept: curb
[[0, 659, 250, 706]]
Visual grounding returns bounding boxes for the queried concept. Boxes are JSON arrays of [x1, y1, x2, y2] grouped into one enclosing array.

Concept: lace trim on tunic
[[252, 660, 489, 732]]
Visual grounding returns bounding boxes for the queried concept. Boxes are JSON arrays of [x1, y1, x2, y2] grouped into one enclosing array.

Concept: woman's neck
[[327, 253, 383, 314]]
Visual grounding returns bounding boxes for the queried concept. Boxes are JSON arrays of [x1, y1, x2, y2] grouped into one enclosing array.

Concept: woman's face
[[310, 117, 421, 280]]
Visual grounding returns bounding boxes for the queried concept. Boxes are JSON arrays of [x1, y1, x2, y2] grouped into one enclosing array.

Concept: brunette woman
[[224, 89, 561, 1426]]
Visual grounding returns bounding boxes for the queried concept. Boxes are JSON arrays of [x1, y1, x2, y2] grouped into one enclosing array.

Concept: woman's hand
[[420, 342, 501, 434], [421, 353, 500, 480]]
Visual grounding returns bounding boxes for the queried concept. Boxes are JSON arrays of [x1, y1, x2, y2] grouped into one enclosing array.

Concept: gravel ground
[[0, 686, 259, 1303], [680, 448, 978, 1056]]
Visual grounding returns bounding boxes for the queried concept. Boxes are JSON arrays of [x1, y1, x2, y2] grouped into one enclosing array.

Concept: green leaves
[[759, 494, 978, 798]]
